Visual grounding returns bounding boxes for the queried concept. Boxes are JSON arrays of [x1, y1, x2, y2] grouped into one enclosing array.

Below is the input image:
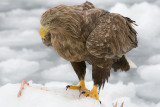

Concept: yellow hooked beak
[[39, 26, 50, 38]]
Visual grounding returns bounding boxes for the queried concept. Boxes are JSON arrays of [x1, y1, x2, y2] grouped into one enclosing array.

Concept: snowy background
[[0, 0, 160, 107]]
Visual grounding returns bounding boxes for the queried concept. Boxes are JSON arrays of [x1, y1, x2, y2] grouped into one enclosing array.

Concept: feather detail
[[125, 56, 137, 68]]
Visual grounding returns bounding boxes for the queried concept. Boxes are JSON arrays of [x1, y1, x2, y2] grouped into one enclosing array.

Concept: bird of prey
[[39, 1, 138, 102]]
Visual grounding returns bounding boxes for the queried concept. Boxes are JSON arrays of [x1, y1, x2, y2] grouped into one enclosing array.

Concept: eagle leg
[[80, 63, 111, 103], [66, 80, 89, 92], [66, 61, 88, 92], [81, 85, 101, 103]]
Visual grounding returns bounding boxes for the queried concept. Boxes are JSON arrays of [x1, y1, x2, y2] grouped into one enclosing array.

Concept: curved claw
[[86, 94, 90, 97], [79, 91, 86, 98], [66, 80, 89, 92], [66, 85, 70, 90], [99, 101, 101, 104], [82, 91, 86, 94], [81, 85, 100, 101]]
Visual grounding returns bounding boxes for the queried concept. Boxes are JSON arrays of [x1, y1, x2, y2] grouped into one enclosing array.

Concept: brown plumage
[[40, 1, 138, 101]]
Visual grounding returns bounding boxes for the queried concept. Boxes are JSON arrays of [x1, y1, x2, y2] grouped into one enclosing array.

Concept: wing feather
[[86, 13, 138, 59]]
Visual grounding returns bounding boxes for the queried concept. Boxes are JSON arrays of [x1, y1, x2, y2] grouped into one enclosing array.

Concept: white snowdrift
[[0, 81, 158, 107]]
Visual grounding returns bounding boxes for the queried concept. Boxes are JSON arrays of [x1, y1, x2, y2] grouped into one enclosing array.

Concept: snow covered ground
[[0, 81, 159, 107], [0, 0, 160, 107]]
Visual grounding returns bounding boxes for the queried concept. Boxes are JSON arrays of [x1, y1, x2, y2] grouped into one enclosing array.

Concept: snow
[[0, 81, 159, 107], [41, 64, 92, 82], [0, 47, 49, 61], [0, 0, 160, 107], [0, 59, 39, 83], [147, 54, 160, 64], [0, 30, 41, 47], [137, 64, 160, 83]]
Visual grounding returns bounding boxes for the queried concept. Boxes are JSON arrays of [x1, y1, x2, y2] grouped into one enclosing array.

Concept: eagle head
[[39, 5, 82, 39]]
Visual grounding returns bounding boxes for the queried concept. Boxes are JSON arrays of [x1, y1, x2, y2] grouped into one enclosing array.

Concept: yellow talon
[[66, 80, 89, 92], [82, 85, 100, 101]]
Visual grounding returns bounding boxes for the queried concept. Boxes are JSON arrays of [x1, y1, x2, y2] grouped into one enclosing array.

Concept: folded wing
[[86, 13, 138, 59]]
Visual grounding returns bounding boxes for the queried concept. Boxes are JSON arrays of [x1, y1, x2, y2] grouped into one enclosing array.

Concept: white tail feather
[[125, 56, 137, 68]]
